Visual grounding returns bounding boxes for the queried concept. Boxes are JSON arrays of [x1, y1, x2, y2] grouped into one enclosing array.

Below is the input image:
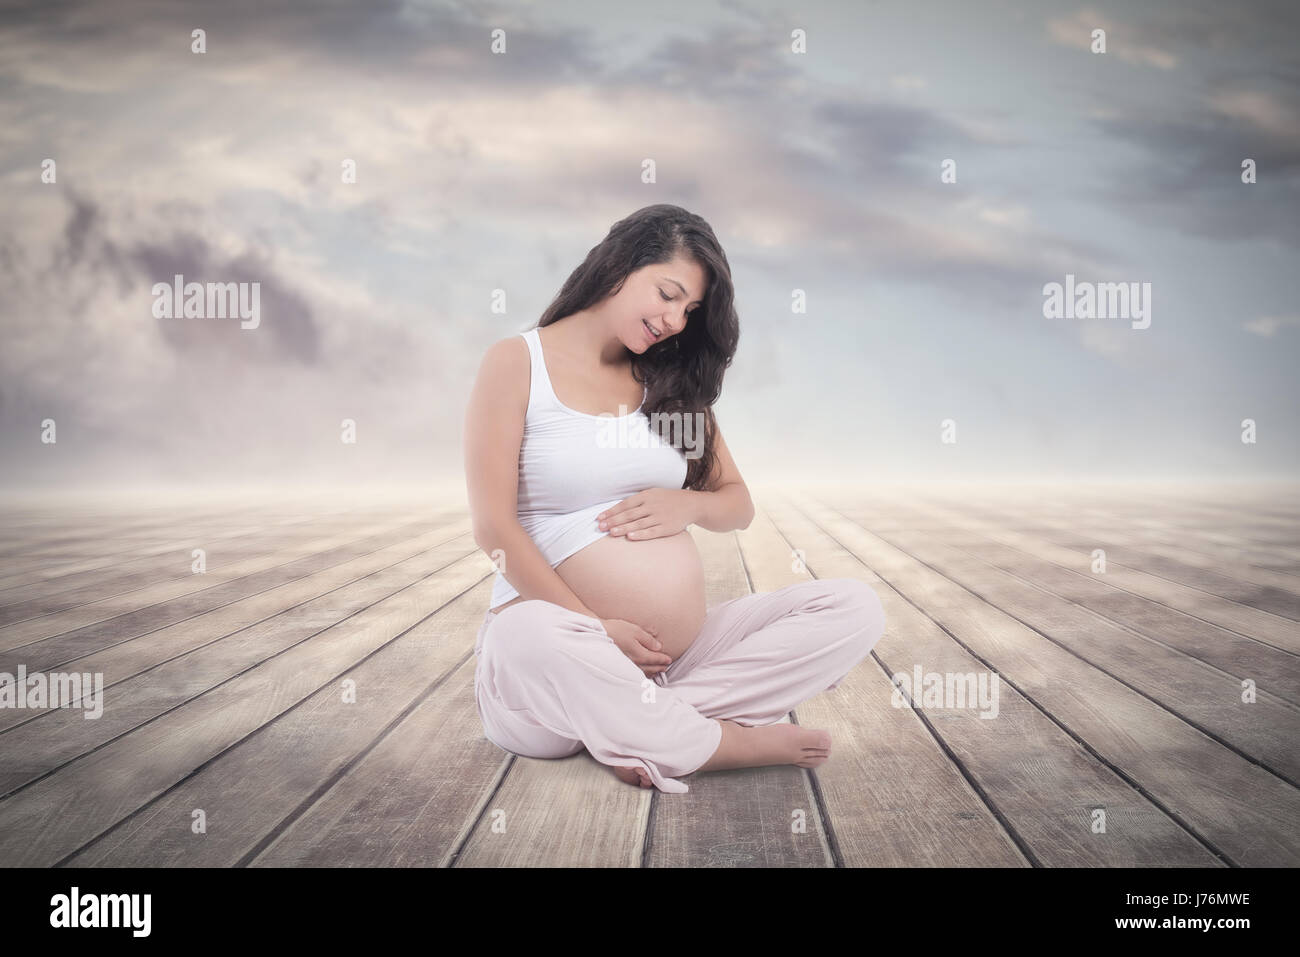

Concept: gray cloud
[[39, 188, 322, 363], [1045, 1, 1300, 246]]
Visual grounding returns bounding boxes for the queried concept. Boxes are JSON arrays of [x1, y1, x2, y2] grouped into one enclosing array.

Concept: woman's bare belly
[[489, 530, 708, 661]]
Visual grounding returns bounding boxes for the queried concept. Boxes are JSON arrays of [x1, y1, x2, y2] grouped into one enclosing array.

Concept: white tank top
[[490, 327, 689, 607]]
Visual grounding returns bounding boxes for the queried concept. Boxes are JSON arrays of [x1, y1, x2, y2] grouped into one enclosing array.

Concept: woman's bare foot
[[694, 719, 832, 773], [609, 721, 831, 788], [612, 764, 653, 788]]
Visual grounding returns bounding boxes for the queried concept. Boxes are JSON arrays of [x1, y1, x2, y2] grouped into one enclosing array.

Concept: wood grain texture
[[0, 482, 1294, 867]]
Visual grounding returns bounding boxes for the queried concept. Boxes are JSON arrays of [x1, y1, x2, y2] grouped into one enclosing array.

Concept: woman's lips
[[642, 318, 661, 344]]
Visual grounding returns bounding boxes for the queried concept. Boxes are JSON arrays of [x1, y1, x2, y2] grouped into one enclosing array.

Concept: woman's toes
[[613, 764, 652, 788]]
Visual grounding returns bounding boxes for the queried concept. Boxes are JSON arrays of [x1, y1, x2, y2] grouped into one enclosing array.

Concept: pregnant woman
[[463, 204, 886, 792]]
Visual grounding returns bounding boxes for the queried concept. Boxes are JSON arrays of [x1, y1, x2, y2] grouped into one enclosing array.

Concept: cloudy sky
[[1, 0, 1297, 494]]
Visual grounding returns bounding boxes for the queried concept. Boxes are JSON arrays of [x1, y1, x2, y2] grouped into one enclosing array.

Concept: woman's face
[[616, 253, 708, 352]]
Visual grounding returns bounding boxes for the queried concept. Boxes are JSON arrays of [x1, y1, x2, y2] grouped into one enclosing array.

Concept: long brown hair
[[532, 204, 739, 491]]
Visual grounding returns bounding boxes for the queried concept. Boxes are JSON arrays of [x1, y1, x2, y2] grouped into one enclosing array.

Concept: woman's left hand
[[597, 488, 696, 540]]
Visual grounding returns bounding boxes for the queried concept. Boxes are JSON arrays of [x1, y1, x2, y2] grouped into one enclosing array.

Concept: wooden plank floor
[[0, 482, 1296, 867]]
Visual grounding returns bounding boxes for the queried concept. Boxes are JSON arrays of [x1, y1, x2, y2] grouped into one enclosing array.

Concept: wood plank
[[0, 504, 398, 598], [0, 511, 418, 624], [742, 490, 1030, 866], [1004, 517, 1300, 600], [921, 487, 1300, 570], [766, 492, 1217, 866], [0, 525, 474, 777], [833, 495, 1300, 781], [0, 545, 486, 865], [0, 504, 282, 560], [889, 490, 1300, 599], [790, 489, 1300, 866], [0, 515, 443, 662], [68, 581, 498, 867], [450, 749, 651, 868], [978, 494, 1300, 578], [1035, 486, 1300, 548], [0, 505, 342, 592], [859, 494, 1300, 703], [866, 493, 1300, 655]]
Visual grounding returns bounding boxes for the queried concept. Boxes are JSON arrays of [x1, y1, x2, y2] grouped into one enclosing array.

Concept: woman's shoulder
[[477, 332, 530, 371], [469, 333, 533, 412]]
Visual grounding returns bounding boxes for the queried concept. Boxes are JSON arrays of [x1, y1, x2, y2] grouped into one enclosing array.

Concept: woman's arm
[[464, 337, 601, 619], [684, 423, 755, 533]]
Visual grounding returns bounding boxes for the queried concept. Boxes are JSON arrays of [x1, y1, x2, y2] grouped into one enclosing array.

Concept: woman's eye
[[659, 290, 672, 302]]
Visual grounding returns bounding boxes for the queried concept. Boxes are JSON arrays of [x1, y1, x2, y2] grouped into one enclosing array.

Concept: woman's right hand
[[599, 617, 673, 679]]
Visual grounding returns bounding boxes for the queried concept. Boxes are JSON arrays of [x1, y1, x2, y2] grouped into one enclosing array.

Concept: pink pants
[[473, 577, 887, 793]]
